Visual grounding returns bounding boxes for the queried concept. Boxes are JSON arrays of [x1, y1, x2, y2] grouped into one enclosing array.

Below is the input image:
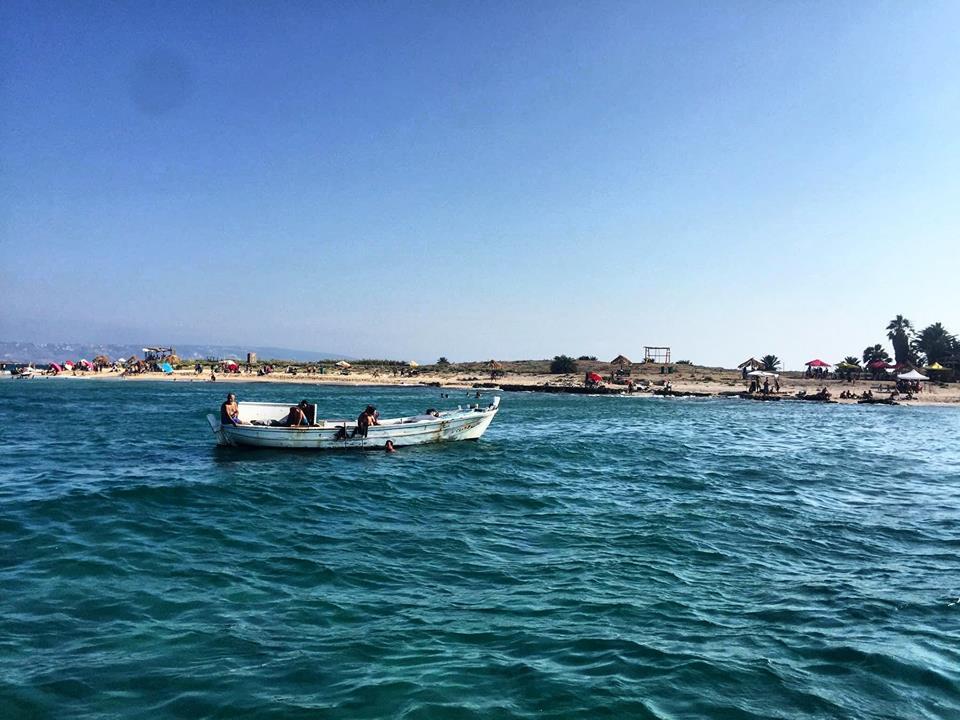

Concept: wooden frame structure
[[644, 346, 671, 364]]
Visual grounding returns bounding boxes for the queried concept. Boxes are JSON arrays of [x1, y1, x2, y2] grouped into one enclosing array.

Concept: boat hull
[[206, 398, 500, 450]]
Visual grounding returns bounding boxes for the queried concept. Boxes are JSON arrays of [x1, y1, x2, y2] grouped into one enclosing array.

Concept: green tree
[[886, 315, 916, 365], [436, 357, 450, 366], [550, 355, 579, 374], [862, 344, 890, 364], [842, 356, 861, 367], [913, 322, 958, 365], [761, 354, 781, 371]]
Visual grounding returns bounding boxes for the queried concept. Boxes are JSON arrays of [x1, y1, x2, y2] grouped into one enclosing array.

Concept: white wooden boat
[[206, 397, 500, 449]]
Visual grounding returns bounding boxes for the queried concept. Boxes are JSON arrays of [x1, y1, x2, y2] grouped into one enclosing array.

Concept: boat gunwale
[[226, 409, 493, 432]]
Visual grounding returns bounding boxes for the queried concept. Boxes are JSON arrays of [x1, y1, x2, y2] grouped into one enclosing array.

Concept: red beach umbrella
[[805, 359, 831, 367], [586, 372, 603, 383]]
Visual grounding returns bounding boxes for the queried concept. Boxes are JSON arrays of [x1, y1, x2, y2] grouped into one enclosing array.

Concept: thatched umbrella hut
[[737, 357, 764, 371], [488, 360, 504, 379], [93, 354, 111, 369], [126, 355, 139, 366], [335, 360, 351, 368], [609, 354, 633, 378]]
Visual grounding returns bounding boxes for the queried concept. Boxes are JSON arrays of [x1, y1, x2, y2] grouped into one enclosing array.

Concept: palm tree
[[886, 315, 915, 365], [761, 354, 781, 371], [842, 356, 861, 367], [913, 322, 958, 365], [862, 344, 890, 364]]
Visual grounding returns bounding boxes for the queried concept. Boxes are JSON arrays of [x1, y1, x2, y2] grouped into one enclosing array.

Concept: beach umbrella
[[867, 360, 892, 370], [926, 362, 945, 371], [79, 359, 93, 369], [335, 360, 351, 368], [93, 354, 110, 367], [586, 372, 603, 383], [488, 360, 503, 370], [747, 370, 779, 378], [50, 362, 63, 373], [805, 359, 831, 367], [737, 357, 764, 370], [610, 354, 632, 366], [408, 361, 419, 368], [897, 369, 929, 381], [63, 361, 75, 370]]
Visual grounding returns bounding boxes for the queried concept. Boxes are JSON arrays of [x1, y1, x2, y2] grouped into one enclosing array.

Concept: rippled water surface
[[2, 379, 959, 719]]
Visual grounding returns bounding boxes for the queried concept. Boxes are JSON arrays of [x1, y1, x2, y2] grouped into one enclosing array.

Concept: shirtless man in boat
[[356, 405, 379, 437], [285, 400, 311, 427], [220, 393, 242, 426]]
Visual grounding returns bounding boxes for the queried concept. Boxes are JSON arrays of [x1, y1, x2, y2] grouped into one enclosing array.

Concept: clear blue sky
[[2, 1, 958, 368]]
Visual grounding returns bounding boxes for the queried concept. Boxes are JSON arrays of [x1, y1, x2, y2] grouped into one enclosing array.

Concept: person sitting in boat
[[285, 400, 311, 427], [356, 405, 379, 437], [220, 393, 241, 426]]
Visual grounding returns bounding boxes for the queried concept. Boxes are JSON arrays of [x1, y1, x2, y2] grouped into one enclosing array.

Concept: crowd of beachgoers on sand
[[5, 316, 959, 406], [5, 353, 960, 408]]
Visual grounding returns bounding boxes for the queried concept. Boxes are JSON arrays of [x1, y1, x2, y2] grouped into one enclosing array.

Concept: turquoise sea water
[[1, 379, 959, 719]]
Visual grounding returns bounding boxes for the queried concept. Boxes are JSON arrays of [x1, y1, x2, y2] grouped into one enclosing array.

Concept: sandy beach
[[23, 361, 960, 407]]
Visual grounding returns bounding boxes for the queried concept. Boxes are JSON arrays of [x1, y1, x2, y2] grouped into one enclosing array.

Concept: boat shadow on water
[[210, 438, 487, 464]]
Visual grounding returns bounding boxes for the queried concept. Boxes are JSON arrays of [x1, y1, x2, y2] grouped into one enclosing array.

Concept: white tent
[[897, 369, 929, 381], [747, 370, 779, 378]]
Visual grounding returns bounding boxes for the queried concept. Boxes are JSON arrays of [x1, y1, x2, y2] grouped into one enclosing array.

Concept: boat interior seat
[[304, 403, 317, 425]]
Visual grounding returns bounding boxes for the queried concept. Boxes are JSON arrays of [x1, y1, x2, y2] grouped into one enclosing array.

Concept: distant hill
[[0, 341, 354, 364]]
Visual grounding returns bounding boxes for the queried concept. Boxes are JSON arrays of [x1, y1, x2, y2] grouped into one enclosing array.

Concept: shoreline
[[9, 368, 960, 408]]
